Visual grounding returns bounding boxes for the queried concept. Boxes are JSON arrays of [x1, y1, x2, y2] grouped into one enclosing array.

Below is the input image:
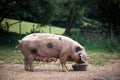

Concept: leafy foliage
[[0, 0, 54, 24], [0, 32, 120, 65], [1, 0, 120, 35], [85, 0, 120, 35], [70, 30, 120, 53]]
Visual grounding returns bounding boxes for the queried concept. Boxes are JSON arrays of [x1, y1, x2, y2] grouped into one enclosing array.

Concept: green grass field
[[0, 18, 65, 64], [0, 45, 120, 66], [0, 18, 120, 66], [2, 18, 65, 34]]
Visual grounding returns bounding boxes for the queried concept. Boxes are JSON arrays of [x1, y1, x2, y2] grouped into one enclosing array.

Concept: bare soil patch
[[0, 60, 120, 80]]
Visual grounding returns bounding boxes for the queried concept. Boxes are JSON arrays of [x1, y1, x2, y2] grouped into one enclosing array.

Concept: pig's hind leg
[[24, 58, 29, 71], [28, 55, 34, 71], [24, 54, 34, 72]]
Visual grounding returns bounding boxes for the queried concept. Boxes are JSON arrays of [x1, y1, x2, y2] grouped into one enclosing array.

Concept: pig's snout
[[34, 56, 57, 62]]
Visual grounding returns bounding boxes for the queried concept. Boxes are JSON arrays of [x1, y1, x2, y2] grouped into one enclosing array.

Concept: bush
[[0, 31, 119, 53], [0, 32, 25, 47], [69, 31, 120, 53]]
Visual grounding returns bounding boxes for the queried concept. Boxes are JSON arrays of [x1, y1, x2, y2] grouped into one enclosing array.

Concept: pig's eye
[[75, 46, 82, 53]]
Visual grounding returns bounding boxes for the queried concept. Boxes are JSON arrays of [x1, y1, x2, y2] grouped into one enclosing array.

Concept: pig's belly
[[34, 56, 57, 62]]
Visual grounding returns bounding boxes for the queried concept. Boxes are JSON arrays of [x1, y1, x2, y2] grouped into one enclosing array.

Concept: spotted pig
[[18, 33, 88, 72]]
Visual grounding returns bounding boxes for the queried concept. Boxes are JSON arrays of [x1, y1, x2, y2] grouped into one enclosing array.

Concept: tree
[[0, 0, 54, 24], [87, 0, 120, 37], [63, 0, 94, 35], [0, 0, 15, 23]]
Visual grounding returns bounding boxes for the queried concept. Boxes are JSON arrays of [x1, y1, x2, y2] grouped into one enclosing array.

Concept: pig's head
[[71, 42, 88, 64]]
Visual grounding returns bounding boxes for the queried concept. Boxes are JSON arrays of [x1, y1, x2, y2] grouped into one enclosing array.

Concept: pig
[[17, 33, 88, 72]]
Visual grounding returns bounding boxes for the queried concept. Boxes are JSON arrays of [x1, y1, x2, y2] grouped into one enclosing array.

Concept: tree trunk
[[49, 25, 51, 33], [5, 22, 9, 32], [110, 23, 114, 39], [64, 8, 74, 35], [19, 21, 22, 35]]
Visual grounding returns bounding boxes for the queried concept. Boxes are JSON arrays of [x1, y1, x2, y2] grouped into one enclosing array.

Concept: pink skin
[[34, 56, 57, 62], [18, 33, 88, 72]]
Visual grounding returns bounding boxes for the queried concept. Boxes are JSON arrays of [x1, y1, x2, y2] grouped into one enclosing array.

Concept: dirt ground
[[0, 60, 120, 80]]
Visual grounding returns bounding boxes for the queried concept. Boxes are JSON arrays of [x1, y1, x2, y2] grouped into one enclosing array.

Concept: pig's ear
[[80, 53, 88, 63]]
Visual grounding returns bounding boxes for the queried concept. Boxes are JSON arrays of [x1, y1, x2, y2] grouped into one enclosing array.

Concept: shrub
[[69, 31, 120, 53]]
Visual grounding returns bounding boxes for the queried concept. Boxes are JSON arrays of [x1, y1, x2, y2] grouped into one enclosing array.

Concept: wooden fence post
[[19, 21, 21, 35]]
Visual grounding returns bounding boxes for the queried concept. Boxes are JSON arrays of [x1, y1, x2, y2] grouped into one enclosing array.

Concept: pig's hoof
[[30, 69, 34, 72], [62, 69, 68, 72], [25, 68, 34, 72], [25, 68, 29, 71]]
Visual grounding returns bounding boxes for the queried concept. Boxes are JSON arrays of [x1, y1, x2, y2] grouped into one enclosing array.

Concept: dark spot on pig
[[75, 46, 82, 53], [31, 48, 37, 54], [59, 37, 62, 41], [47, 42, 53, 49]]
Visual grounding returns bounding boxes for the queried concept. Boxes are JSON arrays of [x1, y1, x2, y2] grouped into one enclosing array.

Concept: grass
[[0, 46, 23, 64], [70, 30, 120, 53], [0, 18, 65, 65], [0, 33, 120, 66], [0, 46, 120, 66], [88, 52, 120, 66], [0, 18, 120, 66], [2, 18, 65, 34]]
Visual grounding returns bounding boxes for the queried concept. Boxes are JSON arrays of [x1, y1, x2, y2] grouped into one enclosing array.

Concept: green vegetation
[[70, 30, 120, 53], [0, 29, 120, 66], [0, 0, 120, 68], [0, 45, 120, 66], [0, 46, 23, 64], [1, 19, 119, 53], [1, 19, 65, 34], [0, 19, 120, 66], [1, 0, 119, 35], [88, 52, 120, 66]]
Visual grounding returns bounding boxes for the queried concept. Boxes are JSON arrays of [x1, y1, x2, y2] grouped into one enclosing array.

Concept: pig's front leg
[[61, 63, 68, 72], [59, 53, 68, 72]]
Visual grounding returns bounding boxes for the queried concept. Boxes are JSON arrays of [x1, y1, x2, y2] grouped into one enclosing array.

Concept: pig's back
[[20, 33, 75, 57], [21, 33, 74, 43]]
